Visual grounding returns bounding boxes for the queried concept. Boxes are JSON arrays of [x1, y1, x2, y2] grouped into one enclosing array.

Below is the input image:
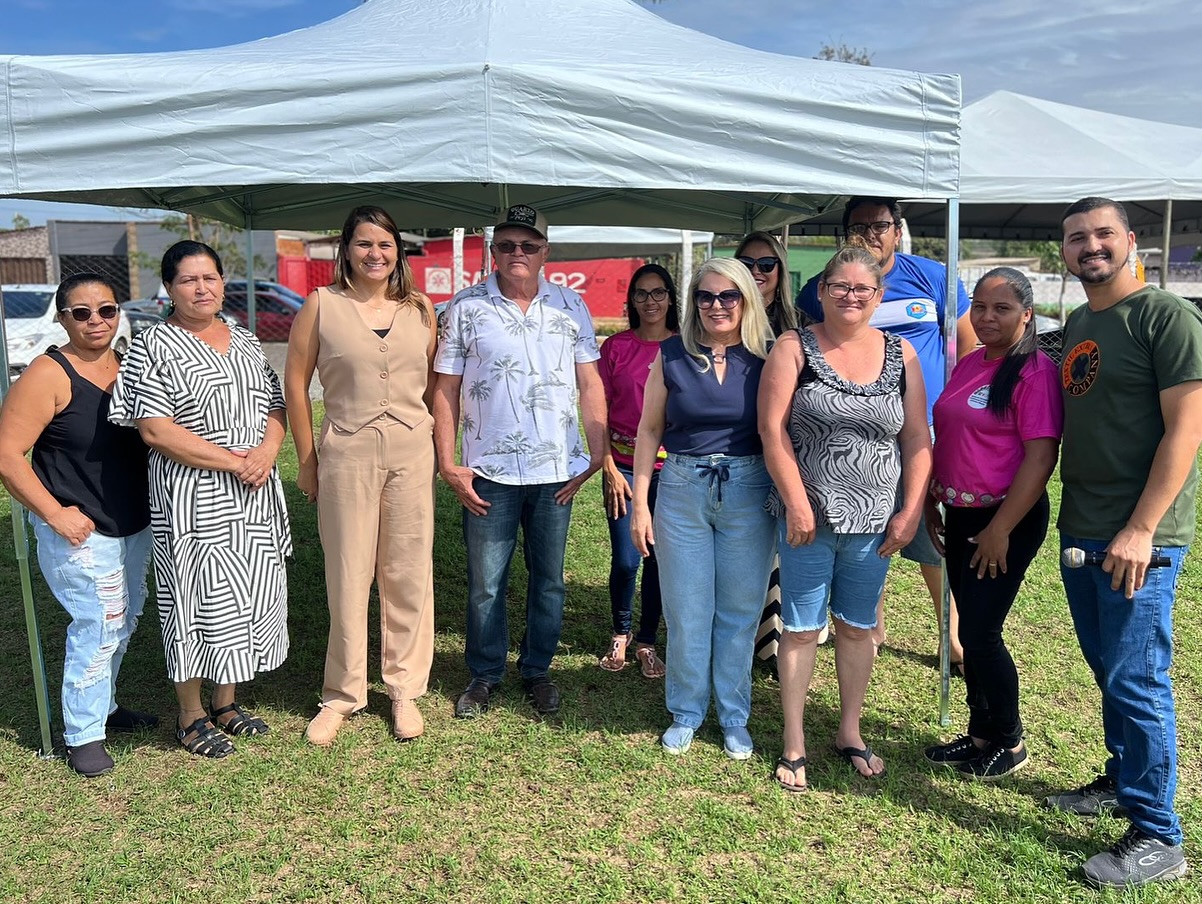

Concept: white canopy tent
[[796, 91, 1202, 246], [0, 0, 960, 232], [1, 0, 965, 751]]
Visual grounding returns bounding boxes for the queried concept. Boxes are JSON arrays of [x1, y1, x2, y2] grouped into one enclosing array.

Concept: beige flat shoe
[[391, 698, 424, 741], [305, 707, 347, 747]]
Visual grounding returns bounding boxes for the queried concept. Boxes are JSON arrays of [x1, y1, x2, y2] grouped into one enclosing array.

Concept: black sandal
[[775, 755, 809, 792], [211, 703, 270, 737], [177, 716, 235, 759]]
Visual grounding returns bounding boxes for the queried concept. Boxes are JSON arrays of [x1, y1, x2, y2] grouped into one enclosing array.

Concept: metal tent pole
[[0, 288, 56, 756], [939, 198, 961, 727]]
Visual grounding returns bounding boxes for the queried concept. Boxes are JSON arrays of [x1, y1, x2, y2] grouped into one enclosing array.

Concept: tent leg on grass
[[0, 302, 56, 757], [938, 197, 962, 727]]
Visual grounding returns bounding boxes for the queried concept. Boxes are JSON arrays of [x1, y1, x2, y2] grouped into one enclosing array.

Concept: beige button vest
[[316, 287, 431, 431]]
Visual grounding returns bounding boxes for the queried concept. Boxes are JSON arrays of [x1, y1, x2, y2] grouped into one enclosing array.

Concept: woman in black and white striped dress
[[110, 241, 291, 759], [758, 240, 930, 790]]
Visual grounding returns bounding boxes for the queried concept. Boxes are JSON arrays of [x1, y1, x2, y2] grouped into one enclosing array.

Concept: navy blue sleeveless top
[[31, 349, 151, 537], [660, 335, 765, 456]]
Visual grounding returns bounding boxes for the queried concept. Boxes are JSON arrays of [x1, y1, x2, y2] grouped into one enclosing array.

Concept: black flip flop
[[835, 743, 884, 778], [775, 755, 809, 792]]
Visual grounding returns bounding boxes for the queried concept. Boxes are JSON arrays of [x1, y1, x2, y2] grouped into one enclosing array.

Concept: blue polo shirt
[[797, 252, 970, 423]]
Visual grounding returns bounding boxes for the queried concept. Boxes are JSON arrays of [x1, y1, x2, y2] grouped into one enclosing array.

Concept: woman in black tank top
[[0, 273, 155, 779]]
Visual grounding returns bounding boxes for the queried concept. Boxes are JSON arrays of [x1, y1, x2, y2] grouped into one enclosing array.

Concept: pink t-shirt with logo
[[598, 330, 666, 469], [931, 347, 1063, 507]]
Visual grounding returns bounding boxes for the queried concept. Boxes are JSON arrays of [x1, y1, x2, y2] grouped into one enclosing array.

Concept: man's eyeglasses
[[61, 305, 119, 322], [694, 289, 742, 309], [632, 288, 669, 304], [846, 220, 898, 237], [822, 282, 880, 301], [491, 240, 546, 256], [736, 256, 779, 274]]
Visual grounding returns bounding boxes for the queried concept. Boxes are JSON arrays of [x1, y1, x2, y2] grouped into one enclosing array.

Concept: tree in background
[[131, 214, 269, 281], [814, 42, 874, 65]]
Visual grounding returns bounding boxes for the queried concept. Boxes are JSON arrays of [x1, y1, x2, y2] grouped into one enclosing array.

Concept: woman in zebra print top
[[759, 240, 931, 790], [110, 241, 292, 760]]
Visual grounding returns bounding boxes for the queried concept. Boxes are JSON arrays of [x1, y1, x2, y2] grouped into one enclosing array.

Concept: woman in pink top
[[923, 268, 1063, 780], [597, 264, 678, 677]]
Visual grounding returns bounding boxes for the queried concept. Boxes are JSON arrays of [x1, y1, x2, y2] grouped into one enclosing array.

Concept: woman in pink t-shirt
[[597, 264, 679, 677], [923, 267, 1063, 781]]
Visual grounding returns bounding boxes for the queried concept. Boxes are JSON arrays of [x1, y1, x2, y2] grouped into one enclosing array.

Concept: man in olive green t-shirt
[[1047, 197, 1202, 889]]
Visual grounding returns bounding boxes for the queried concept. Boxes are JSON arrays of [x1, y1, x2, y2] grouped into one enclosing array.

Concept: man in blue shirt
[[798, 197, 976, 662]]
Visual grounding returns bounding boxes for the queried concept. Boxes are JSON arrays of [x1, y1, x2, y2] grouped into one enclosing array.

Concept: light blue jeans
[[31, 516, 153, 747], [654, 453, 775, 730], [1060, 533, 1186, 845]]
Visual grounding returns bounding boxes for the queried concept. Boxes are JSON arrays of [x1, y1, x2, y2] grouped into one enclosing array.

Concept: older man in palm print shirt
[[433, 205, 607, 719]]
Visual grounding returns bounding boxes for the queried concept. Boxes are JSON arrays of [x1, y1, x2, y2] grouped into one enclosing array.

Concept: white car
[[3, 283, 133, 378]]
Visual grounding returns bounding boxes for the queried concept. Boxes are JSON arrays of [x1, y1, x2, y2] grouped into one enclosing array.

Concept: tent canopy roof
[[0, 0, 960, 232], [795, 91, 1202, 240]]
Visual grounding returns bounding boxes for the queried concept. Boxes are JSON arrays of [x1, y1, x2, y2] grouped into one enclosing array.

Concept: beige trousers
[[316, 415, 435, 713]]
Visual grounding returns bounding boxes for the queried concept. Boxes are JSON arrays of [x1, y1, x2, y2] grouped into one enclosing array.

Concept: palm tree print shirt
[[435, 274, 601, 485]]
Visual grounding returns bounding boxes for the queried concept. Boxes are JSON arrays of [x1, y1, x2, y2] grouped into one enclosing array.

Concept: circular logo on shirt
[[967, 385, 990, 410], [1062, 340, 1100, 397]]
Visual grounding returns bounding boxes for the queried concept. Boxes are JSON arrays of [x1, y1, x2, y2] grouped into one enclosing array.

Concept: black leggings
[[944, 493, 1049, 748]]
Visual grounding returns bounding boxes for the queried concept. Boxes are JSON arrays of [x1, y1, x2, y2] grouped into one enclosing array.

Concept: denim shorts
[[777, 522, 890, 631]]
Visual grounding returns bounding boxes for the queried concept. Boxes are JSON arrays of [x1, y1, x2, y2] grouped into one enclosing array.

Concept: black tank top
[[31, 349, 151, 537]]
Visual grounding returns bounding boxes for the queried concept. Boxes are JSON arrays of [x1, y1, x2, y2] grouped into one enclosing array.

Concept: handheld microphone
[[1061, 547, 1171, 569]]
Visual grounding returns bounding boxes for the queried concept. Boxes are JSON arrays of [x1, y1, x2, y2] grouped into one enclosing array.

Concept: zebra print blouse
[[767, 328, 905, 533]]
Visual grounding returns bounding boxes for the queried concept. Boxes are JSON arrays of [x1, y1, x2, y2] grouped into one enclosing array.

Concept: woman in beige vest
[[285, 206, 438, 746]]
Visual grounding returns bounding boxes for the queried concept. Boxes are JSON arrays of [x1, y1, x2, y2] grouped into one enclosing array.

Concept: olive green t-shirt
[[1058, 286, 1202, 546]]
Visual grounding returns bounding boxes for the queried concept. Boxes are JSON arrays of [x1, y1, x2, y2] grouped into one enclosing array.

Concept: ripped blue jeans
[[31, 516, 153, 747]]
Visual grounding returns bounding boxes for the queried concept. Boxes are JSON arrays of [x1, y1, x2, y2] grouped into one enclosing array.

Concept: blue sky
[[3, 0, 1200, 225]]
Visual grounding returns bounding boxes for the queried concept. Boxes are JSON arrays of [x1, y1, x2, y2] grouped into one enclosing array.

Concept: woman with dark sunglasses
[[736, 232, 804, 665], [596, 264, 679, 678], [735, 231, 800, 338], [0, 273, 156, 777], [631, 258, 776, 759]]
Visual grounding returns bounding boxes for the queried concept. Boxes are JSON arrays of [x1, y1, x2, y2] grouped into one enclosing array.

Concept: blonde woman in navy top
[[631, 257, 775, 759]]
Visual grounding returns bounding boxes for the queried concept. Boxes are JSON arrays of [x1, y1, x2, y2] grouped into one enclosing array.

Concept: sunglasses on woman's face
[[736, 256, 779, 274], [61, 305, 119, 322], [694, 289, 743, 309]]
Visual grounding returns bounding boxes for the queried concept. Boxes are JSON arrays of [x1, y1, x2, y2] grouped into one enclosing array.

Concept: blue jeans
[[463, 478, 573, 684], [654, 454, 775, 729], [777, 523, 890, 631], [1060, 532, 1186, 845], [31, 516, 153, 747], [605, 465, 662, 644]]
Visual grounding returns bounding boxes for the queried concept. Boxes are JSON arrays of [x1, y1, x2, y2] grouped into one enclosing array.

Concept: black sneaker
[[106, 704, 159, 733], [924, 735, 982, 766], [957, 743, 1028, 781], [1082, 825, 1189, 888], [522, 676, 560, 715], [454, 680, 492, 719], [1043, 774, 1127, 816], [66, 740, 115, 778]]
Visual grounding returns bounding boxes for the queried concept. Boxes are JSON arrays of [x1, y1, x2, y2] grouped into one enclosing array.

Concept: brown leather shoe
[[391, 698, 424, 741], [304, 707, 347, 747]]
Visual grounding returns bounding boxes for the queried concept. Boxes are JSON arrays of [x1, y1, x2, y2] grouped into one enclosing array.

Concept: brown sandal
[[599, 633, 632, 671], [634, 644, 666, 679]]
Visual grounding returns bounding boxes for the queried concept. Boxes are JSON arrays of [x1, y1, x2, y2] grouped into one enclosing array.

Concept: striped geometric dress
[[109, 322, 291, 684]]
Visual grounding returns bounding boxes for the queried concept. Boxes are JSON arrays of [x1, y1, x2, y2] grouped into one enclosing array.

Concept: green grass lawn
[[1, 408, 1200, 902]]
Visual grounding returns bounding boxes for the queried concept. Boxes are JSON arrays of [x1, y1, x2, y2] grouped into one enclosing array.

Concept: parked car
[[121, 298, 169, 337], [220, 280, 305, 341], [3, 284, 132, 378]]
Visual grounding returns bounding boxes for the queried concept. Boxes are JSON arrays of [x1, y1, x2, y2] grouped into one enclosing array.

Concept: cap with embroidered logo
[[494, 205, 548, 241]]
